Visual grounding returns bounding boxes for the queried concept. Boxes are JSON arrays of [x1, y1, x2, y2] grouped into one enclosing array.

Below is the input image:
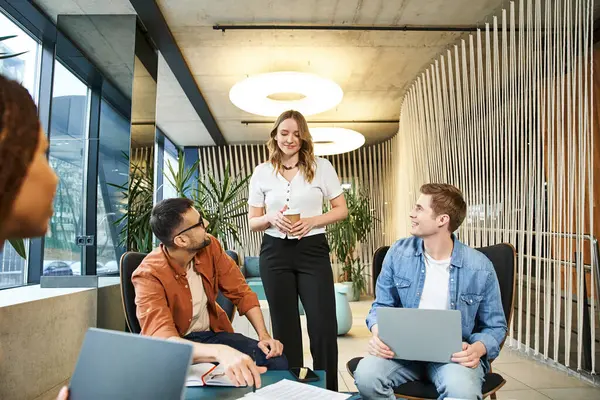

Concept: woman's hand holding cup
[[266, 205, 294, 233], [282, 208, 301, 224]]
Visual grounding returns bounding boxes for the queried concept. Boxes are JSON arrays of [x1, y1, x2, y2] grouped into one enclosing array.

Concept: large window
[[1, 3, 140, 287], [0, 10, 40, 100], [163, 149, 179, 199], [96, 99, 130, 274], [0, 9, 41, 289], [43, 61, 90, 277]]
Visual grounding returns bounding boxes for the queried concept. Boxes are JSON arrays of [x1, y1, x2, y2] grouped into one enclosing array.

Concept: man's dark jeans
[[184, 331, 288, 370]]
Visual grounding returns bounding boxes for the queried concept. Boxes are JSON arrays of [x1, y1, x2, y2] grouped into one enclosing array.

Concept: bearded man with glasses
[[132, 198, 287, 389]]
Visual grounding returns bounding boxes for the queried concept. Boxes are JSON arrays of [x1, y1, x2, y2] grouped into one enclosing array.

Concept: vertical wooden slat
[[542, 0, 553, 360], [393, 0, 595, 376], [584, 0, 595, 372]]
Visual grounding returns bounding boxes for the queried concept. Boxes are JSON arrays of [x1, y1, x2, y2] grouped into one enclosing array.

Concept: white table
[[231, 299, 272, 339]]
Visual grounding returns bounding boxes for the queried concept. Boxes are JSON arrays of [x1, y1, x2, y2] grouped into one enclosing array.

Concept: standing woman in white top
[[247, 110, 348, 391]]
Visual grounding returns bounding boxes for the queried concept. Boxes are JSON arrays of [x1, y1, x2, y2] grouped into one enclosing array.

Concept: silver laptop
[[69, 328, 193, 400], [377, 307, 463, 363]]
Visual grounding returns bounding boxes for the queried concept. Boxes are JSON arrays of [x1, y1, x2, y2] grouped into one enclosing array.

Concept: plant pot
[[334, 283, 353, 335], [351, 287, 360, 302], [340, 281, 359, 302]]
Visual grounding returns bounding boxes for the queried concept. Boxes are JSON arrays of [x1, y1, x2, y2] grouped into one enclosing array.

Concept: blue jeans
[[354, 355, 485, 400], [184, 331, 288, 370]]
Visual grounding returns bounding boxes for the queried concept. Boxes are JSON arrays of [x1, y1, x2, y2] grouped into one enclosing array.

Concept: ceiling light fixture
[[229, 72, 343, 117], [310, 127, 365, 156]]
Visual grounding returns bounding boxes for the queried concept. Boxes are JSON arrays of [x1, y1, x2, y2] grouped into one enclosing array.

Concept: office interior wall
[[395, 0, 597, 378]]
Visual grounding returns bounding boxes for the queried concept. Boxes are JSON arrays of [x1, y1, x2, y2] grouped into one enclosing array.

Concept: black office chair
[[219, 250, 240, 320], [120, 251, 146, 334], [347, 243, 516, 399], [371, 246, 390, 294], [119, 250, 239, 334]]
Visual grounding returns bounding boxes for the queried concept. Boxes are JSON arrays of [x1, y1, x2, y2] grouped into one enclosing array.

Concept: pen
[[252, 349, 256, 393]]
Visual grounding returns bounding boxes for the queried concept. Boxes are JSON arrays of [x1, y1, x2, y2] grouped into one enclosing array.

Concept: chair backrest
[[120, 251, 239, 335], [119, 251, 147, 334], [243, 256, 261, 278], [475, 243, 517, 349], [372, 246, 390, 295], [225, 250, 239, 265], [220, 250, 239, 321]]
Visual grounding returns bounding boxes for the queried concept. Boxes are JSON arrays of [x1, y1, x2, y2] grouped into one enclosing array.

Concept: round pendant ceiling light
[[310, 127, 366, 156], [229, 72, 343, 117]]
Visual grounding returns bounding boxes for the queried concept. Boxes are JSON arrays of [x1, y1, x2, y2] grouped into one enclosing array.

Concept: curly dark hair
[[0, 75, 41, 227]]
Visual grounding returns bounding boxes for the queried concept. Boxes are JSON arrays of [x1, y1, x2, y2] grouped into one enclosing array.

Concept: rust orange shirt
[[131, 235, 259, 339]]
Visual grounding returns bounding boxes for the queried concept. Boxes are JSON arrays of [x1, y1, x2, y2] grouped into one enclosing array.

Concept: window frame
[[0, 4, 43, 289], [0, 0, 137, 287]]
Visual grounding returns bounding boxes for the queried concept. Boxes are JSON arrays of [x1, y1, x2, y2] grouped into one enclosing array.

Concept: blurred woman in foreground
[[0, 74, 58, 250], [0, 74, 59, 396]]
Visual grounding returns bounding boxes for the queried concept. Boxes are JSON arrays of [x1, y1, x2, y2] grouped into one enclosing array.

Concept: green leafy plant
[[111, 152, 250, 253], [111, 152, 154, 253], [326, 183, 377, 298], [0, 35, 27, 60], [7, 239, 26, 259], [193, 162, 250, 251], [164, 151, 200, 197], [163, 154, 250, 250]]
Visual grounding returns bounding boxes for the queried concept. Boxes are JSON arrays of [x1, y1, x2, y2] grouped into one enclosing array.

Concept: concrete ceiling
[[156, 53, 215, 147], [156, 0, 505, 145], [39, 0, 582, 147], [33, 0, 135, 21], [131, 56, 156, 148], [56, 14, 136, 98]]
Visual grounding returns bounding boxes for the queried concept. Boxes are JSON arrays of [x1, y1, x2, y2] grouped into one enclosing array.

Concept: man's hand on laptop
[[368, 324, 395, 359], [451, 341, 487, 368], [216, 345, 267, 388]]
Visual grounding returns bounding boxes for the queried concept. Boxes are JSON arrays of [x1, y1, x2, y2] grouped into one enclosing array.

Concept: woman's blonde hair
[[267, 110, 316, 183]]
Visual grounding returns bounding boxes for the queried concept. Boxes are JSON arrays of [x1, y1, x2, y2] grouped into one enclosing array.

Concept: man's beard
[[190, 237, 211, 252]]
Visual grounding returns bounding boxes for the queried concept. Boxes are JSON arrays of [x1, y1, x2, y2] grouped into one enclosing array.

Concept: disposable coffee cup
[[283, 208, 301, 224]]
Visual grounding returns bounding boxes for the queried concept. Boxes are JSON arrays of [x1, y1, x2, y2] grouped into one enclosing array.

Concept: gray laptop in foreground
[[377, 307, 463, 363], [69, 328, 193, 400]]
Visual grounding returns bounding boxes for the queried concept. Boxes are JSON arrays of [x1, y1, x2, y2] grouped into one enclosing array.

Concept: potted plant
[[164, 151, 200, 198], [113, 150, 251, 253], [111, 153, 154, 253], [192, 162, 250, 251], [326, 183, 376, 301], [164, 153, 251, 251]]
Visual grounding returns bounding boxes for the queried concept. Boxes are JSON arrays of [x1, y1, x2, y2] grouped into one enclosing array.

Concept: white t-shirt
[[248, 157, 343, 239], [418, 252, 451, 310], [185, 262, 210, 334]]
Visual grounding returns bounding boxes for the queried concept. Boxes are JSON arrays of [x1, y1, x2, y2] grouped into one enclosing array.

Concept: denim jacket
[[366, 235, 507, 368]]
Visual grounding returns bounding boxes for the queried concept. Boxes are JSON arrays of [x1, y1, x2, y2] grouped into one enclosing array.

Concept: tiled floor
[[300, 298, 600, 399]]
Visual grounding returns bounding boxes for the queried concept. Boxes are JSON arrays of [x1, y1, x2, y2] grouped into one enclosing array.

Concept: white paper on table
[[186, 363, 236, 387], [238, 379, 351, 400]]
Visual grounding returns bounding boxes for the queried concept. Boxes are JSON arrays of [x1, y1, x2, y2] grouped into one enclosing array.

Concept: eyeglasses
[[173, 213, 205, 239]]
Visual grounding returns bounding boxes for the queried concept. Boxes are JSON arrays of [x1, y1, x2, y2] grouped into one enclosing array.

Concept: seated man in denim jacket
[[355, 184, 507, 400]]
